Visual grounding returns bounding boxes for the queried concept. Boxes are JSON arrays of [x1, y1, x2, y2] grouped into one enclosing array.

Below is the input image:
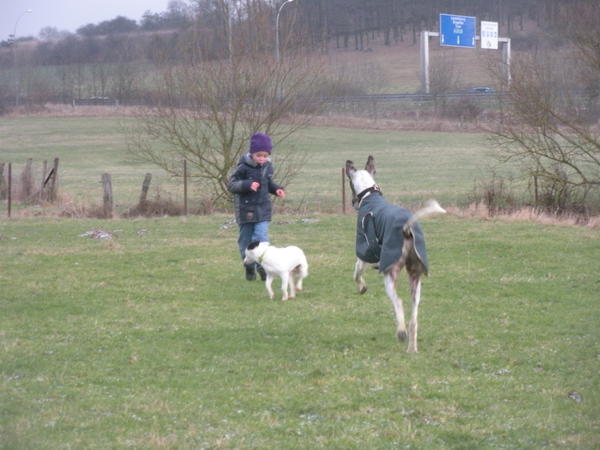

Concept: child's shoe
[[257, 265, 267, 281], [245, 265, 256, 281]]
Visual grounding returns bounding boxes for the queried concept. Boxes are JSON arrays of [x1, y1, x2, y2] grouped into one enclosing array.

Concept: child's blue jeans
[[238, 221, 269, 262]]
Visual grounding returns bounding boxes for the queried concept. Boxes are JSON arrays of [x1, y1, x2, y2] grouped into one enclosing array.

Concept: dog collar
[[356, 186, 382, 206]]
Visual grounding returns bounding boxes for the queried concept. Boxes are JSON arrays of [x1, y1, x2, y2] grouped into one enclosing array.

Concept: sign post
[[420, 15, 511, 93]]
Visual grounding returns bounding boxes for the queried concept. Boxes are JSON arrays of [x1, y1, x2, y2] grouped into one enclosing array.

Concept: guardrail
[[73, 97, 119, 107], [322, 91, 505, 103]]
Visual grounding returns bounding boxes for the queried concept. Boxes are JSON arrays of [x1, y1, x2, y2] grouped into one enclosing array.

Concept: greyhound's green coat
[[355, 193, 429, 274]]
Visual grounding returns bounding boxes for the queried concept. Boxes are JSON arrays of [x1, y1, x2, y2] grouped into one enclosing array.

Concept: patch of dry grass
[[4, 103, 139, 119], [449, 204, 600, 230]]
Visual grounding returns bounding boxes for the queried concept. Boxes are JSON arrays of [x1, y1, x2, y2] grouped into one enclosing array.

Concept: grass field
[[2, 114, 599, 447], [1, 213, 599, 448], [1, 115, 508, 216]]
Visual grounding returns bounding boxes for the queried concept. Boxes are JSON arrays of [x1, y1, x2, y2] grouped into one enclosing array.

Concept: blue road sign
[[439, 14, 476, 48]]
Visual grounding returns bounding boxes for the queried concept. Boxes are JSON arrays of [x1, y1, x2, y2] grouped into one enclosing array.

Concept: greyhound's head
[[345, 156, 380, 209]]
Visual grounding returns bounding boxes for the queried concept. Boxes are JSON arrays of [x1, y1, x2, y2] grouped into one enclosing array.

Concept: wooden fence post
[[0, 163, 6, 200], [139, 173, 152, 208], [183, 159, 188, 216], [7, 163, 12, 218], [48, 158, 59, 202], [40, 160, 47, 200], [101, 173, 113, 219], [341, 167, 346, 214]]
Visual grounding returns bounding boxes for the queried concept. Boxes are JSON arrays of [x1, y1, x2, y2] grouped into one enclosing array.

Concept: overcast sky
[[1, 0, 170, 40]]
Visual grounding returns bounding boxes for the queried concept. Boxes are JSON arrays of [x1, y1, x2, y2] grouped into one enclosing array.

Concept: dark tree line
[[0, 0, 574, 69], [1, 0, 594, 108], [284, 0, 573, 51]]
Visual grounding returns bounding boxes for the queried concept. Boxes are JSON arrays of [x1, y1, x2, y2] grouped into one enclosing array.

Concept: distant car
[[469, 87, 494, 94]]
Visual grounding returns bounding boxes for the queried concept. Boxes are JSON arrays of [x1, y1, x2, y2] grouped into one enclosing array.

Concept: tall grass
[[1, 214, 598, 448], [0, 115, 507, 215]]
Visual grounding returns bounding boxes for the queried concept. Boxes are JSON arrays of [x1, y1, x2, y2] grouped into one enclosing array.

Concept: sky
[[1, 0, 170, 40]]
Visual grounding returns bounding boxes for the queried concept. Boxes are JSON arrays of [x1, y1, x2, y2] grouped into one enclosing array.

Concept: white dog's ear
[[365, 155, 376, 175]]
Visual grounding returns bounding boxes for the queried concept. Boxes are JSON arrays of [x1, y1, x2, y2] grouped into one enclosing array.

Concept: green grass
[[1, 116, 507, 214], [1, 114, 597, 447], [1, 214, 599, 448], [0, 116, 180, 210]]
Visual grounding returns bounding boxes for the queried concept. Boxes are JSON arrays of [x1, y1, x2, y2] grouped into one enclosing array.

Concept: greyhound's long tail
[[403, 199, 446, 233]]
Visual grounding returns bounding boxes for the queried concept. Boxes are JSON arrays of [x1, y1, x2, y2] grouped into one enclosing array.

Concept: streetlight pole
[[275, 0, 294, 63], [11, 9, 33, 107], [226, 3, 233, 65]]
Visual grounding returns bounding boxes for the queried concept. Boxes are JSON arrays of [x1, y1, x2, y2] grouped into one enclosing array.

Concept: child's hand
[[250, 182, 260, 191], [276, 189, 286, 199]]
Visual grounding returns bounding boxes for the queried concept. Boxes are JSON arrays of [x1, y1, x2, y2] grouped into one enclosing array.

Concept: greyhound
[[345, 156, 446, 353]]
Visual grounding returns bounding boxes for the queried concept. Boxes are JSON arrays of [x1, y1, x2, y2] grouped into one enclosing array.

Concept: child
[[228, 133, 286, 281]]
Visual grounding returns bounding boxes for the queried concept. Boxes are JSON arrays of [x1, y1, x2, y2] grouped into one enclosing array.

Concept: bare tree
[[429, 52, 463, 116], [127, 51, 326, 206], [491, 2, 600, 214]]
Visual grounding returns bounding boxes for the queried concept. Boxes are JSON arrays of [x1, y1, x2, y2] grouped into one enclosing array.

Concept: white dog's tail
[[404, 199, 446, 232]]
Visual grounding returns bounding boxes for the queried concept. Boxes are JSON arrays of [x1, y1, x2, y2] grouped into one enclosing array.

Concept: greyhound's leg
[[407, 275, 422, 353], [354, 259, 368, 294], [280, 272, 290, 301], [265, 274, 275, 299], [384, 272, 407, 342]]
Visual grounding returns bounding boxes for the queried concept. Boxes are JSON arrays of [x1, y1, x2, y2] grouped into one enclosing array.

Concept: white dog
[[244, 241, 308, 301]]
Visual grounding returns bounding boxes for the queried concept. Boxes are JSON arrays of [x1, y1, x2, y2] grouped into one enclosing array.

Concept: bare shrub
[[127, 51, 325, 206], [58, 202, 100, 219], [444, 97, 483, 124], [429, 52, 462, 116], [535, 166, 587, 215], [124, 197, 185, 217], [0, 87, 11, 116], [490, 2, 600, 216], [469, 173, 517, 216]]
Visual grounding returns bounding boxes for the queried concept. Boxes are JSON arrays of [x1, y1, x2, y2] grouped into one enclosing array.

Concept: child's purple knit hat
[[250, 133, 272, 154]]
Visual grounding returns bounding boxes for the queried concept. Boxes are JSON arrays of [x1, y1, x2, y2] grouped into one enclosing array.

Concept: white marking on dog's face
[[243, 242, 268, 265], [350, 169, 377, 194], [243, 248, 257, 265], [243, 250, 254, 265]]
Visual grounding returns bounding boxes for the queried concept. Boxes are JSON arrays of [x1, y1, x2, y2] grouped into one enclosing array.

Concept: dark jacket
[[228, 153, 283, 224], [356, 193, 428, 274]]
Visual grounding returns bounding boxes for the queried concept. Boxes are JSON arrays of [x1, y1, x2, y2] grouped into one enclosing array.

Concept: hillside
[[323, 38, 499, 93], [0, 11, 544, 109]]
